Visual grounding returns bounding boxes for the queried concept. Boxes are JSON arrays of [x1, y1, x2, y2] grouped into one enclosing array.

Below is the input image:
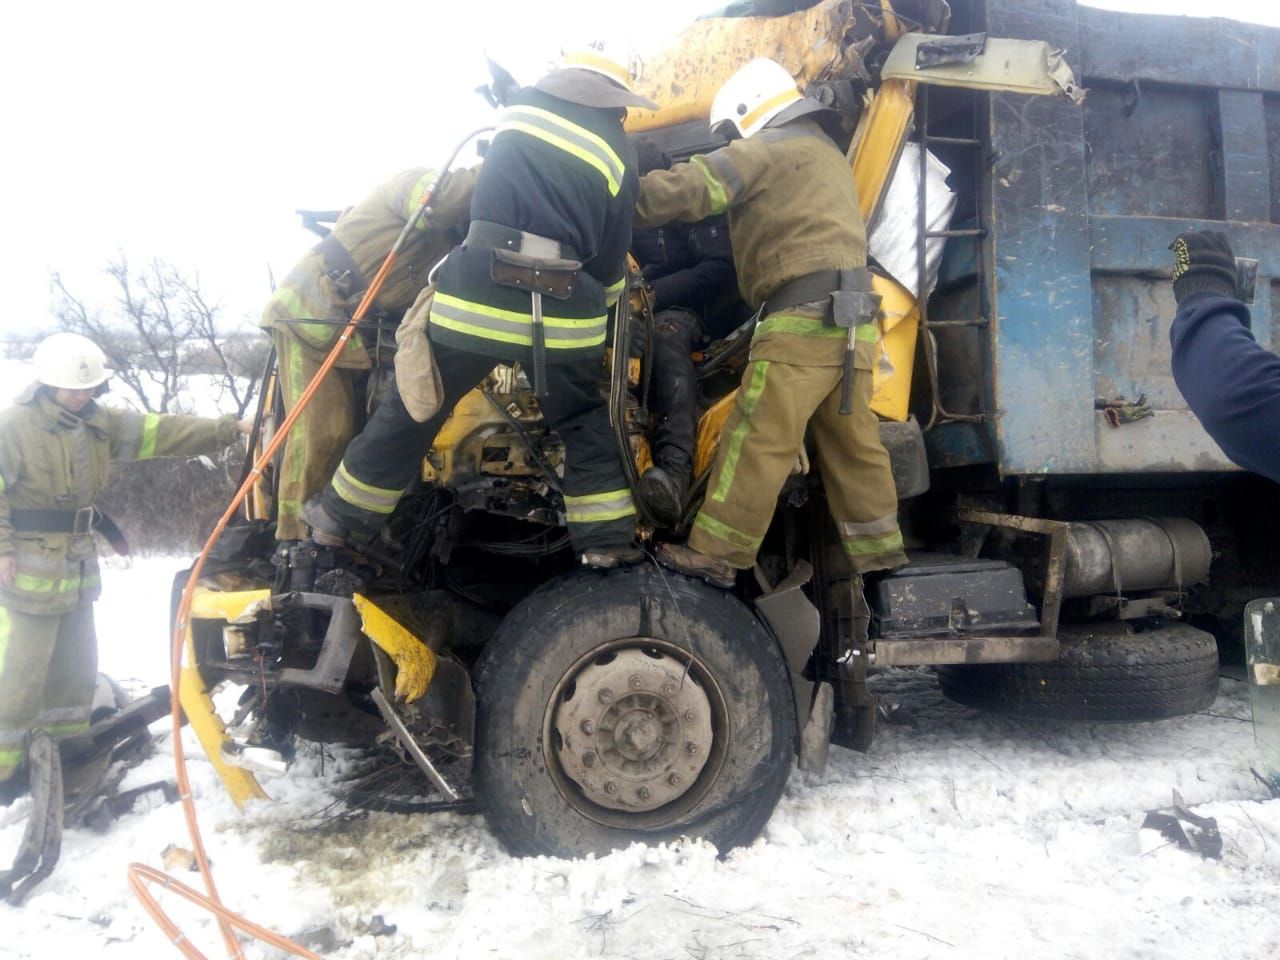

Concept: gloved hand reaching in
[[1169, 231, 1237, 306]]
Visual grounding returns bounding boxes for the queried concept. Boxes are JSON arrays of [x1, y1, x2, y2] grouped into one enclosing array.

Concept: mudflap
[[753, 560, 834, 773]]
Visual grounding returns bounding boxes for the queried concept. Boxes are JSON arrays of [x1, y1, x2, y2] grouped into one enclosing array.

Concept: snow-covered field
[[3, 557, 1280, 959]]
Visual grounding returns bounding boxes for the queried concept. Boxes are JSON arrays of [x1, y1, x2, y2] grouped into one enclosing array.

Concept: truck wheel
[[936, 622, 1219, 722], [473, 565, 795, 858]]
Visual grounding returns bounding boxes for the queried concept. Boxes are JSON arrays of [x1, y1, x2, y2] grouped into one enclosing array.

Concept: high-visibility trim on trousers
[[332, 461, 403, 515], [842, 530, 905, 558], [838, 513, 901, 538], [693, 512, 763, 555], [711, 360, 770, 504], [430, 293, 608, 349], [563, 489, 636, 525], [497, 106, 625, 196], [604, 276, 626, 305]]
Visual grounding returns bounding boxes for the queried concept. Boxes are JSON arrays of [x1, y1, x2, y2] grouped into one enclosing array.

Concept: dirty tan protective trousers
[[0, 604, 97, 782], [274, 331, 361, 540], [688, 329, 907, 574]]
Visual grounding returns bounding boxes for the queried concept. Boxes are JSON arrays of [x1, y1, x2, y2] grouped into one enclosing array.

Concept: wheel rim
[[544, 639, 728, 829]]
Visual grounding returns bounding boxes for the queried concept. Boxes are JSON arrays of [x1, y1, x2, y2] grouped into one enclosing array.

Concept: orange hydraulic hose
[[129, 128, 491, 959]]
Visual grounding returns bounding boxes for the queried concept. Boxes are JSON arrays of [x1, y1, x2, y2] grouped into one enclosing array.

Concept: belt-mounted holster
[[489, 248, 583, 399]]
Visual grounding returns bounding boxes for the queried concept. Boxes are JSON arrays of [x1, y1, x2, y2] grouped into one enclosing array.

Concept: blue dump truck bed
[[927, 0, 1280, 475]]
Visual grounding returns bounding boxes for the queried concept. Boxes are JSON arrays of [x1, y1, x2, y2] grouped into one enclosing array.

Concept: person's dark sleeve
[[587, 170, 638, 307], [651, 258, 736, 312], [1170, 291, 1280, 483]]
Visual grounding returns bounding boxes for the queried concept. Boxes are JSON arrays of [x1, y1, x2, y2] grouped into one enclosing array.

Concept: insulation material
[[868, 142, 956, 300]]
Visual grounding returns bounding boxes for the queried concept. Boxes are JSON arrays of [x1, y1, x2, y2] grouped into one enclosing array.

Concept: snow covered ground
[[3, 557, 1280, 959]]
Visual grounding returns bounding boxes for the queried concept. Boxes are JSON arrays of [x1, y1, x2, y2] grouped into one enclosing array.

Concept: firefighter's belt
[[464, 219, 581, 263], [766, 267, 872, 313], [489, 248, 583, 301], [315, 234, 367, 294], [9, 507, 130, 555]]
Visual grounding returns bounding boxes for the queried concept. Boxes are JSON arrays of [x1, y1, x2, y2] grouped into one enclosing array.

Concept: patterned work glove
[[1169, 231, 1237, 305]]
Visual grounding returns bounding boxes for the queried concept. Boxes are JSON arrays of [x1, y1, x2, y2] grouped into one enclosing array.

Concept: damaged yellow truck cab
[[183, 0, 1280, 861]]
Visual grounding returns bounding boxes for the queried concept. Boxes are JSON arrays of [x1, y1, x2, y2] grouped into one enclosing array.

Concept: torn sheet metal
[[868, 142, 956, 300], [882, 33, 1086, 104]]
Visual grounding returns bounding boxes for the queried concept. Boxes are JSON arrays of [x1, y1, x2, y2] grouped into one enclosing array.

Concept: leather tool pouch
[[490, 249, 583, 301]]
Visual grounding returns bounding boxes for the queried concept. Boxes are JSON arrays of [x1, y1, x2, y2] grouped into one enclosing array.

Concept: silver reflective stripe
[[71, 421, 95, 504], [838, 513, 901, 538], [115, 414, 144, 460], [497, 106, 625, 196], [701, 150, 744, 205], [38, 705, 91, 728]]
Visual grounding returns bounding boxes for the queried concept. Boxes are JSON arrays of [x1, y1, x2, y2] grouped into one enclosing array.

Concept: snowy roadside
[[2, 558, 1279, 959]]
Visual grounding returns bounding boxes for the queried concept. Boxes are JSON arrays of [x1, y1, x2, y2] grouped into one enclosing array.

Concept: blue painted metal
[[939, 0, 1280, 475]]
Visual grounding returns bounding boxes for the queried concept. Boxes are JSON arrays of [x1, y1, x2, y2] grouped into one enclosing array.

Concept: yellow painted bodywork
[[421, 388, 508, 483], [626, 1, 882, 134], [352, 593, 437, 703], [181, 587, 273, 808], [870, 273, 920, 422], [850, 78, 916, 224]]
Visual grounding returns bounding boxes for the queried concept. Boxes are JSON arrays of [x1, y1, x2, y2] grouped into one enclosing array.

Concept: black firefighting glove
[[1169, 231, 1237, 306]]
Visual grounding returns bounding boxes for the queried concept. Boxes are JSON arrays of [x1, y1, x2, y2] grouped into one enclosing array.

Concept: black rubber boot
[[638, 465, 688, 528]]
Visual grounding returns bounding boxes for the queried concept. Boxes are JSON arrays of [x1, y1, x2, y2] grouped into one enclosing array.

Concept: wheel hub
[[553, 648, 713, 813]]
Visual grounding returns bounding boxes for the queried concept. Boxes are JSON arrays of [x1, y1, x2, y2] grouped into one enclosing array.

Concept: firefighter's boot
[[655, 542, 736, 589]]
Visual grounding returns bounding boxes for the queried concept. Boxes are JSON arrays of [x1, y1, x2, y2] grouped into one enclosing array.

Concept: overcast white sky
[[1, 0, 1277, 339]]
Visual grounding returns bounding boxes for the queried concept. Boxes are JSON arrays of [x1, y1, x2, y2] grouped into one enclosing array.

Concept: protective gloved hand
[[1169, 231, 1236, 306]]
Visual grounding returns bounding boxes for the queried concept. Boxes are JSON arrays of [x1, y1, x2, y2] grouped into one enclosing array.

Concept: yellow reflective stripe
[[842, 530, 905, 557], [271, 285, 308, 318], [498, 106, 624, 196], [40, 722, 90, 736], [712, 361, 770, 504], [0, 607, 9, 674], [406, 170, 436, 225], [693, 512, 762, 552], [332, 462, 402, 515], [563, 488, 635, 524], [431, 293, 608, 350], [857, 323, 879, 343], [0, 748, 24, 768], [691, 156, 729, 215], [137, 413, 161, 460], [604, 276, 626, 306], [12, 573, 100, 595], [756, 313, 846, 338], [739, 89, 802, 135], [0, 474, 6, 493]]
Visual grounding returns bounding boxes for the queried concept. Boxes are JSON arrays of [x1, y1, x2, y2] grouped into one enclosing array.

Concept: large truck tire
[[473, 565, 796, 858], [935, 622, 1219, 722]]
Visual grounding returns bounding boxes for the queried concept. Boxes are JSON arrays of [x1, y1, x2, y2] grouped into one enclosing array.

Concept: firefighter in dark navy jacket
[[1168, 230, 1280, 485], [308, 43, 658, 566]]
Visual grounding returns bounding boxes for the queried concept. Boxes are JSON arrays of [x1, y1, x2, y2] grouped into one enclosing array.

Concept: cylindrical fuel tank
[[1061, 518, 1212, 599]]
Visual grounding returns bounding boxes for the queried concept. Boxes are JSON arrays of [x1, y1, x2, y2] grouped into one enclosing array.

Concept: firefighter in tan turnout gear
[[0, 333, 249, 787], [261, 165, 479, 540], [639, 58, 908, 587]]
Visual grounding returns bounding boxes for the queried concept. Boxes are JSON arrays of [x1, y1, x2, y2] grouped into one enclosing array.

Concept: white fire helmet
[[32, 332, 111, 390], [710, 58, 804, 140], [534, 39, 659, 111]]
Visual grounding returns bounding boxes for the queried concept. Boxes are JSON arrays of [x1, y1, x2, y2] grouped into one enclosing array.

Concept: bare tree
[[51, 255, 267, 416]]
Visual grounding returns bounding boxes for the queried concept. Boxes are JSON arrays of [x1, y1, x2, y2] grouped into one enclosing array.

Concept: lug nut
[[581, 719, 595, 734], [662, 683, 676, 697], [668, 773, 682, 787], [683, 710, 695, 723], [638, 786, 651, 801], [598, 688, 614, 705], [582, 752, 596, 767], [604, 780, 619, 795], [629, 674, 643, 689], [685, 742, 699, 756]]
